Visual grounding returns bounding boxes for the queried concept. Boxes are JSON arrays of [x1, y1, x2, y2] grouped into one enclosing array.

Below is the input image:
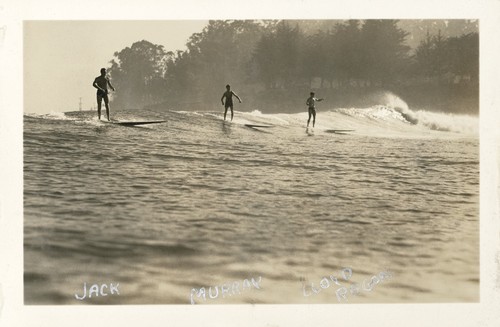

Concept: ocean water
[[24, 104, 479, 304]]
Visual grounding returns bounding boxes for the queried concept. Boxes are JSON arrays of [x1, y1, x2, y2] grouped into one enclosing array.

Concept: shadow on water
[[222, 121, 232, 135], [245, 126, 272, 134]]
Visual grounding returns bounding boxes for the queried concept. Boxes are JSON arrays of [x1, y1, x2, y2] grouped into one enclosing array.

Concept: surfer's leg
[[97, 94, 102, 120], [307, 109, 312, 127], [105, 104, 110, 121], [312, 109, 316, 127], [104, 95, 110, 121], [224, 106, 228, 120], [230, 106, 234, 121]]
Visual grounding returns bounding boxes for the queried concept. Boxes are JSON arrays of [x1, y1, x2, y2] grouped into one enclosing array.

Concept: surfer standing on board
[[92, 68, 115, 121], [306, 92, 324, 128], [221, 84, 242, 121]]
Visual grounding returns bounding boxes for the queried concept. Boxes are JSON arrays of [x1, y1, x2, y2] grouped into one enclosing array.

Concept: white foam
[[25, 111, 75, 120], [414, 110, 478, 134], [178, 106, 478, 138]]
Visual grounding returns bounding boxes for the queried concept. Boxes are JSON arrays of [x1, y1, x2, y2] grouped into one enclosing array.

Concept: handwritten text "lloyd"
[[75, 282, 120, 300], [302, 269, 393, 302], [301, 267, 353, 297], [190, 277, 262, 304]]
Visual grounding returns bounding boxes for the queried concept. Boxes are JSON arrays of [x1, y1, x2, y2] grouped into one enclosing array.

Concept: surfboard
[[105, 120, 166, 126], [325, 129, 354, 134], [244, 124, 274, 128]]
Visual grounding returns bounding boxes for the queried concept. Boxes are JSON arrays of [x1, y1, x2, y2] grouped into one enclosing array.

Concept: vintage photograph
[[23, 19, 479, 305]]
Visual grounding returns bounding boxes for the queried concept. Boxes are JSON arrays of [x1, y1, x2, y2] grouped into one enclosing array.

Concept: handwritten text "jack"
[[75, 282, 120, 300]]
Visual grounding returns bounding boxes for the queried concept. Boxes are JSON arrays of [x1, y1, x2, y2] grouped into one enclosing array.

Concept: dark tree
[[329, 20, 364, 87], [446, 33, 479, 82], [164, 20, 266, 107], [108, 40, 169, 109], [300, 29, 331, 88], [359, 20, 411, 86], [253, 21, 304, 89], [413, 31, 478, 83]]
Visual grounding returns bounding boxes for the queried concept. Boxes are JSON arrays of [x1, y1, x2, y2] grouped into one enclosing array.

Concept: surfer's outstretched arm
[[107, 79, 115, 92], [233, 92, 242, 103], [221, 94, 225, 105]]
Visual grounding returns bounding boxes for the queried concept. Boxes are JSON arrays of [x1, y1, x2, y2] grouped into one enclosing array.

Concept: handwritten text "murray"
[[190, 277, 262, 304]]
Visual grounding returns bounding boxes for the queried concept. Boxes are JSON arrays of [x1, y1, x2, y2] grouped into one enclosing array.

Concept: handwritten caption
[[190, 276, 262, 304], [74, 282, 120, 301], [72, 268, 392, 303], [301, 268, 393, 302]]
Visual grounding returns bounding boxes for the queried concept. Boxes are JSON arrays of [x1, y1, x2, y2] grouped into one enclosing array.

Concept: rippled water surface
[[24, 108, 479, 304]]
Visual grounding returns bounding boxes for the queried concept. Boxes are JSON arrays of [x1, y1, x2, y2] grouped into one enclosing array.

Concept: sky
[[24, 21, 208, 114]]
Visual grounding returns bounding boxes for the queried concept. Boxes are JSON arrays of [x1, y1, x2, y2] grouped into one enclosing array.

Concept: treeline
[[108, 20, 478, 113]]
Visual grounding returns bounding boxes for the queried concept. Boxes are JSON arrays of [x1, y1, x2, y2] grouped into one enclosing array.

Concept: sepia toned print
[[23, 19, 478, 305]]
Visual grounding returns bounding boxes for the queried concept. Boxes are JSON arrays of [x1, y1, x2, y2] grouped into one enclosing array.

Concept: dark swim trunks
[[97, 89, 109, 103]]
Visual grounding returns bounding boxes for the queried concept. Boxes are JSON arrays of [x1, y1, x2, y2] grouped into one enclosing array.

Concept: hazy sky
[[24, 21, 208, 114]]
